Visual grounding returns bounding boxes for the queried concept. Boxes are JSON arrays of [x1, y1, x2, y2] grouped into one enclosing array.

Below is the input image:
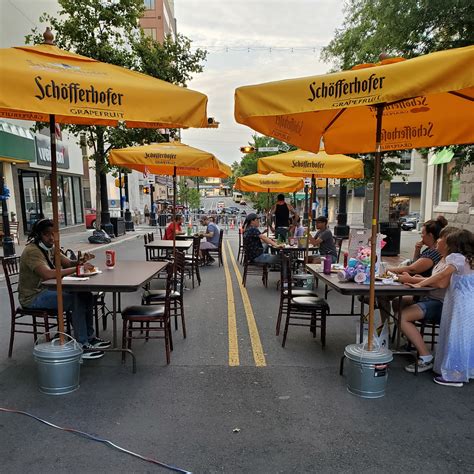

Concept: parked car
[[399, 213, 419, 231], [240, 200, 247, 206], [217, 201, 225, 209], [85, 208, 97, 229]]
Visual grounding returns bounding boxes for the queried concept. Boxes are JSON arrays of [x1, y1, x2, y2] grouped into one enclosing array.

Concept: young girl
[[409, 229, 474, 387], [398, 227, 458, 373]]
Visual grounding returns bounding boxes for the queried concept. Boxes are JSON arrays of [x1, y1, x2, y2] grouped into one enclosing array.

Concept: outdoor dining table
[[175, 234, 197, 241], [145, 240, 193, 251], [305, 264, 434, 349], [43, 260, 168, 373]]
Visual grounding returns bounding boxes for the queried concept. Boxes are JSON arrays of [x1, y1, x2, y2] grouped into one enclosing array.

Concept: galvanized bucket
[[33, 333, 83, 395], [344, 343, 393, 399]]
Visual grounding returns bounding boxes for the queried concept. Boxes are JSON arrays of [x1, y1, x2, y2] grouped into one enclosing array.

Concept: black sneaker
[[81, 344, 105, 360], [88, 337, 111, 349]]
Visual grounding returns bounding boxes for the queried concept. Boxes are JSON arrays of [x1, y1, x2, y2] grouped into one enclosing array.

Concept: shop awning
[[390, 182, 422, 197], [429, 148, 455, 165], [0, 120, 35, 163]]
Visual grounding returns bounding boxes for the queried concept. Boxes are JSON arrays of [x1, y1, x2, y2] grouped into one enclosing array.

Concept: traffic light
[[114, 177, 125, 188], [143, 186, 150, 195], [207, 117, 220, 128], [240, 146, 255, 154]]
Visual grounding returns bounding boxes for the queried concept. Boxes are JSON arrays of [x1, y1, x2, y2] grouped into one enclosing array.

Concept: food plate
[[81, 268, 101, 276]]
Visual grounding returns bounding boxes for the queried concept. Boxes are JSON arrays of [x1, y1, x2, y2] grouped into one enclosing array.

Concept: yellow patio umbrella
[[0, 29, 209, 337], [234, 172, 304, 193], [109, 142, 231, 257], [235, 172, 304, 234], [235, 45, 474, 350], [257, 149, 363, 178]]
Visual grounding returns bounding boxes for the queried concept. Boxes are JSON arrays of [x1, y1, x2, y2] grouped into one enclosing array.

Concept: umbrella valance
[[0, 44, 208, 128], [109, 142, 231, 178], [235, 45, 474, 154], [234, 172, 304, 193], [257, 149, 364, 179]]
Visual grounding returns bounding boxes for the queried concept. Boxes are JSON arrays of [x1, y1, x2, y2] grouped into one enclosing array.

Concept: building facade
[[140, 0, 176, 42]]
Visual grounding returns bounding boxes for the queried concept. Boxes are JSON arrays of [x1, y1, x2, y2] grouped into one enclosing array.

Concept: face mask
[[38, 241, 54, 252]]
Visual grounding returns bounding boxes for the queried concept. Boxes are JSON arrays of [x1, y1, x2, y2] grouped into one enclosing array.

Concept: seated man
[[243, 213, 283, 264], [309, 216, 338, 263], [199, 216, 220, 264], [18, 219, 110, 359], [164, 214, 185, 240]]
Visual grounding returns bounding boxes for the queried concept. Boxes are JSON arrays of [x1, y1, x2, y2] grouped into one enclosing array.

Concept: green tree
[[27, 0, 207, 230], [322, 0, 474, 70], [321, 0, 474, 173]]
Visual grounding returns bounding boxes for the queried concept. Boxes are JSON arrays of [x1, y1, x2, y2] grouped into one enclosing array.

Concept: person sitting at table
[[398, 226, 458, 373], [290, 217, 305, 238], [18, 219, 110, 359], [376, 216, 449, 323], [243, 213, 284, 265], [164, 214, 185, 240], [308, 216, 338, 263], [199, 215, 220, 265], [407, 229, 473, 386]]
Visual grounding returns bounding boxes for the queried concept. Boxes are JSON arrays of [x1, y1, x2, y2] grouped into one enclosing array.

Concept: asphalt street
[[0, 197, 472, 473]]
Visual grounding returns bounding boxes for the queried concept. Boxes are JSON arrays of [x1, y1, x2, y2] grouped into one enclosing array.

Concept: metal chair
[[2, 256, 71, 357], [121, 263, 174, 364]]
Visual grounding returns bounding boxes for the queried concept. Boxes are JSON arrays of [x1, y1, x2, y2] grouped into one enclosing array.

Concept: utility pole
[[334, 179, 350, 238]]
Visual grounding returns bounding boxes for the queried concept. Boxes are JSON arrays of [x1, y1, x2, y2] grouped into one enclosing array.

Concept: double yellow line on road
[[223, 241, 266, 367]]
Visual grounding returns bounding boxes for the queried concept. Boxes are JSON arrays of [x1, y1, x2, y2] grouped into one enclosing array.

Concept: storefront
[[389, 182, 422, 218]]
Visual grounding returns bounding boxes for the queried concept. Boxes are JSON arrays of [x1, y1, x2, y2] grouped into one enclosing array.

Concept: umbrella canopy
[[235, 45, 474, 154], [234, 172, 304, 193], [0, 44, 208, 128], [108, 142, 231, 178], [235, 45, 474, 350], [109, 142, 231, 261], [0, 30, 210, 339], [257, 149, 364, 178]]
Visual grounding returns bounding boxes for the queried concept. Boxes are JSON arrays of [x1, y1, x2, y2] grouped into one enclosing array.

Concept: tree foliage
[[322, 0, 474, 70], [322, 0, 474, 172]]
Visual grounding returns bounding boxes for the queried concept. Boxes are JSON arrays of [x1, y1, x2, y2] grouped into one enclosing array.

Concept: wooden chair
[[122, 263, 174, 365], [242, 245, 269, 288], [184, 235, 202, 288], [2, 256, 70, 357], [280, 254, 329, 348], [276, 253, 320, 336], [237, 226, 244, 264], [141, 250, 187, 337], [207, 229, 224, 267]]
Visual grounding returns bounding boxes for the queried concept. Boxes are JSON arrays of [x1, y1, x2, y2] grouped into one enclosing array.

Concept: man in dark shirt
[[310, 216, 337, 263], [269, 194, 298, 242], [243, 213, 283, 264]]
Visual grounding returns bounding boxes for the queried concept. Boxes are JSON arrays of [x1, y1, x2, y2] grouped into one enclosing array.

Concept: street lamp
[[0, 164, 15, 256]]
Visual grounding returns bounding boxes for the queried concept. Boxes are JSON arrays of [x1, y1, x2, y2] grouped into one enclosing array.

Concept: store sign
[[35, 134, 70, 169]]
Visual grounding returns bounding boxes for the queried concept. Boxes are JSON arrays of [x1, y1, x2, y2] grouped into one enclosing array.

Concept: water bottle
[[323, 254, 332, 274]]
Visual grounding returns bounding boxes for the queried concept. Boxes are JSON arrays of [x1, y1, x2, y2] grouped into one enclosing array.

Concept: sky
[[176, 0, 345, 165], [0, 0, 346, 166]]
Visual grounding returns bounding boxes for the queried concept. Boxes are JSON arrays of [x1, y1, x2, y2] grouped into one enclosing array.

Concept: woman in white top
[[398, 227, 459, 373], [410, 229, 474, 387]]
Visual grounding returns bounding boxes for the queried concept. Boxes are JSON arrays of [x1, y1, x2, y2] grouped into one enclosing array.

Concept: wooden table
[[43, 260, 167, 372], [145, 240, 193, 251], [176, 234, 197, 241], [306, 264, 434, 348]]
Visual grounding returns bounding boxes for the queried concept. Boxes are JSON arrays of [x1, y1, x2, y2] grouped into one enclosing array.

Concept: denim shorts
[[415, 297, 443, 324]]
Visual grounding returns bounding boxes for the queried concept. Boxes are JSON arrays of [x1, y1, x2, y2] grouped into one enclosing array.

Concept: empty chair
[[280, 254, 329, 348], [142, 250, 187, 337], [276, 253, 320, 336], [184, 235, 202, 288], [121, 263, 174, 364]]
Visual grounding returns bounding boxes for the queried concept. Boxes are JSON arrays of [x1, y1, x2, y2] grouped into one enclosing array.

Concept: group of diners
[[243, 208, 474, 388], [163, 213, 220, 265]]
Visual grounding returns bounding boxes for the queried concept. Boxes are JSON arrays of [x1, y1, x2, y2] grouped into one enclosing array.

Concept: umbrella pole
[[325, 178, 329, 218], [172, 167, 177, 266], [267, 190, 270, 235], [49, 115, 65, 340], [305, 176, 314, 266], [367, 105, 385, 351]]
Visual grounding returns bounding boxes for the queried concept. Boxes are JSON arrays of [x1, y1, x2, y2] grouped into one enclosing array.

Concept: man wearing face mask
[[18, 219, 110, 359]]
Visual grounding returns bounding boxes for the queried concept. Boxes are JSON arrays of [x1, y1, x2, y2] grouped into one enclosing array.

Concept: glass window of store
[[436, 159, 460, 203], [19, 170, 84, 231]]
